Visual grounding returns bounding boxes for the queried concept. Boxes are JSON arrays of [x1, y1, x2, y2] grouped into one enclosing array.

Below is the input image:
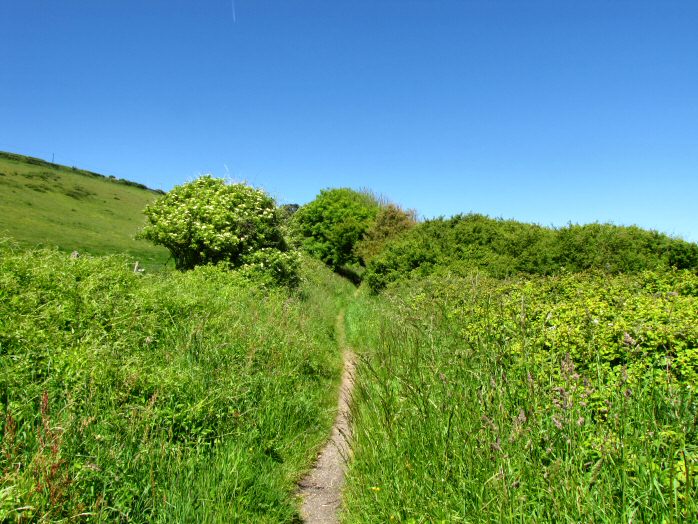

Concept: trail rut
[[298, 310, 355, 524]]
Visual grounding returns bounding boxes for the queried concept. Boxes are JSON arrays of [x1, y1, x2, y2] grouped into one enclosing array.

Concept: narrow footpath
[[298, 310, 356, 524]]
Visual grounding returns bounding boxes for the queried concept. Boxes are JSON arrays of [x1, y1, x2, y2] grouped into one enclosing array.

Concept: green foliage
[[554, 222, 698, 273], [278, 203, 300, 222], [343, 269, 698, 522], [364, 214, 698, 292], [292, 188, 380, 269], [0, 244, 353, 521], [0, 151, 168, 268], [354, 204, 416, 264], [139, 176, 293, 276], [238, 247, 301, 288]]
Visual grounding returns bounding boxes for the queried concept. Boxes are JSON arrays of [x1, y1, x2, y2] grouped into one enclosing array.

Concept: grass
[[343, 271, 698, 523], [0, 152, 169, 268], [2, 150, 697, 522], [0, 242, 354, 521]]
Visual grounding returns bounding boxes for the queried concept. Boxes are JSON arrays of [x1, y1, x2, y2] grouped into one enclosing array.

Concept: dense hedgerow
[[139, 176, 299, 285], [343, 269, 698, 522], [0, 243, 352, 521], [364, 214, 698, 292]]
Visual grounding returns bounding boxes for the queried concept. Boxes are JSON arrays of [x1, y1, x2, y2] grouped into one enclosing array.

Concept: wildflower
[[370, 486, 381, 492]]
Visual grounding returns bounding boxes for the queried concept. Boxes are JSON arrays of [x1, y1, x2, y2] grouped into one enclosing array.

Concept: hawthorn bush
[[139, 176, 299, 285]]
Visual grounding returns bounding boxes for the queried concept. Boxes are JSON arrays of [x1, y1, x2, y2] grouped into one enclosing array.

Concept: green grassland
[[0, 152, 168, 267], [1, 158, 697, 522]]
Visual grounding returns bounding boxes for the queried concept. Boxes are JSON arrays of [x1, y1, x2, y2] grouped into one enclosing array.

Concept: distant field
[[0, 151, 169, 267]]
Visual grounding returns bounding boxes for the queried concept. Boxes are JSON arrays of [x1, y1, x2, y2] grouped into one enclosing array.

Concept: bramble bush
[[138, 176, 299, 285]]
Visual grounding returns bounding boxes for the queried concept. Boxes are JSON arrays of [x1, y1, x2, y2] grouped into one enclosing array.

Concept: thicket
[[364, 214, 698, 292], [139, 176, 299, 286], [0, 243, 353, 521], [354, 204, 416, 265], [343, 270, 698, 522], [291, 188, 380, 270]]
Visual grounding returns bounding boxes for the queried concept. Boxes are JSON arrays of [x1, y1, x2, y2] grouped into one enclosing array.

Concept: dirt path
[[298, 310, 356, 524]]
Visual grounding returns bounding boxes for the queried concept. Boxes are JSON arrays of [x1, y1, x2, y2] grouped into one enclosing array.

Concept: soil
[[297, 311, 356, 523]]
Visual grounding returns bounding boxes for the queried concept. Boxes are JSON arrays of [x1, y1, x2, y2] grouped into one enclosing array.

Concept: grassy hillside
[[0, 152, 168, 267], [2, 166, 696, 522]]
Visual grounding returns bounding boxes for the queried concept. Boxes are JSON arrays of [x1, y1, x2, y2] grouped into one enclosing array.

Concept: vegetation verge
[[0, 242, 353, 522]]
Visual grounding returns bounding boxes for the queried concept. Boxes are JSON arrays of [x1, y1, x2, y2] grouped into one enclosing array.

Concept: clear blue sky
[[2, 1, 697, 241]]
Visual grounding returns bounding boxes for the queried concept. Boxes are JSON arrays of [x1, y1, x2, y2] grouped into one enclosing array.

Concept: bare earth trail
[[298, 310, 356, 524]]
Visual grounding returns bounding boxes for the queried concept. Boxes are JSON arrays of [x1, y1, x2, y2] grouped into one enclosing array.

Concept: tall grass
[[0, 241, 353, 521], [343, 272, 698, 523]]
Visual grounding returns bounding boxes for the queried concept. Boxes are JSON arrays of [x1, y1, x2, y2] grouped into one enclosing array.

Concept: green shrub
[[291, 188, 380, 269], [138, 175, 289, 272], [354, 204, 416, 264], [238, 247, 301, 288], [364, 214, 698, 292]]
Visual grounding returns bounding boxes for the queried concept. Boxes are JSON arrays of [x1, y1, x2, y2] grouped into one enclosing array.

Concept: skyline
[[2, 1, 697, 241]]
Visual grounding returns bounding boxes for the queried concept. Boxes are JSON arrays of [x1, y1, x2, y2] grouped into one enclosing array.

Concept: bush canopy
[[364, 214, 698, 292], [139, 176, 295, 281], [291, 188, 380, 269]]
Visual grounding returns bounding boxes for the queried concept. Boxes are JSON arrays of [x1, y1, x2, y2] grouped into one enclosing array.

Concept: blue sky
[[2, 0, 697, 240]]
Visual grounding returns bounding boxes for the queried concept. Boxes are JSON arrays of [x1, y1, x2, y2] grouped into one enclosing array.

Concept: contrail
[[231, 0, 237, 22]]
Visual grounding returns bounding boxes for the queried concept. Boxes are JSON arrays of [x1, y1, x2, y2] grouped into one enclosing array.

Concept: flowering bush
[[138, 176, 296, 283], [238, 247, 301, 288]]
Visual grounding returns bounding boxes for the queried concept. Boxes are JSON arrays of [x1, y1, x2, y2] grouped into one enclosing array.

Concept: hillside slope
[[0, 151, 168, 267]]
